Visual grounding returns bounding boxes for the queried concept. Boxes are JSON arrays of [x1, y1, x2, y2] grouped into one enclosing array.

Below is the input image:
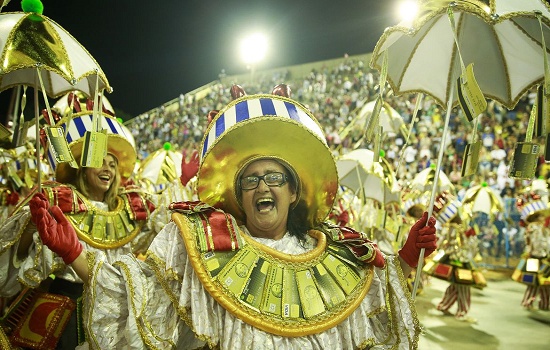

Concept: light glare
[[398, 1, 419, 24], [240, 33, 268, 65]]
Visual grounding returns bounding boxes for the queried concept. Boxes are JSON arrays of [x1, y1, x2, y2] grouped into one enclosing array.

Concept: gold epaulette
[[41, 183, 146, 249], [172, 211, 374, 337]]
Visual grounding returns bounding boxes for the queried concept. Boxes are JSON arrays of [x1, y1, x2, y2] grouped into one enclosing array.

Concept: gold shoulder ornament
[[37, 183, 147, 249], [171, 206, 374, 337]]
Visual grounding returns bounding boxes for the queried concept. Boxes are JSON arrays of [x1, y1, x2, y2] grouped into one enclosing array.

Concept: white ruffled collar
[[239, 226, 316, 255]]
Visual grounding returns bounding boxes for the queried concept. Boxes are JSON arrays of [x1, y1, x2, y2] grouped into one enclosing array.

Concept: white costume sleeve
[[84, 222, 420, 350]]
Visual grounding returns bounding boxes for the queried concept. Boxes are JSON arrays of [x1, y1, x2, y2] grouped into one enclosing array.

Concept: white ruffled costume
[[83, 220, 421, 350], [0, 201, 155, 296]]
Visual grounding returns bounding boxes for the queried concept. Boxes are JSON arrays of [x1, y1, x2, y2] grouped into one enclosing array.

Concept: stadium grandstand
[[126, 52, 538, 268]]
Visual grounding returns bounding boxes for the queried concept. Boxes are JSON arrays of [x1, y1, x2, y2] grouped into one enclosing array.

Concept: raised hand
[[398, 212, 437, 268], [31, 196, 82, 265], [180, 149, 200, 186], [28, 192, 50, 226]]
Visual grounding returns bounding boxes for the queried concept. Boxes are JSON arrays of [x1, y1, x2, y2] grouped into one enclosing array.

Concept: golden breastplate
[[67, 196, 144, 249], [173, 212, 374, 337]]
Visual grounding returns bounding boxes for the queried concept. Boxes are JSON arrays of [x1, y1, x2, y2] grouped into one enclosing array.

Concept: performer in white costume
[[0, 106, 156, 349], [29, 85, 437, 350]]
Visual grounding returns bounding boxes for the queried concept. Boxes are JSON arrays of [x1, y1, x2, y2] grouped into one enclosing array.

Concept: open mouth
[[98, 174, 111, 183], [256, 198, 275, 212]]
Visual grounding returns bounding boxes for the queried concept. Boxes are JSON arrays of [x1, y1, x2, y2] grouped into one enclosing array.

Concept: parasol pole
[[35, 66, 59, 193], [355, 164, 365, 205], [396, 93, 423, 176], [11, 86, 21, 127], [34, 73, 41, 193], [411, 82, 455, 299]]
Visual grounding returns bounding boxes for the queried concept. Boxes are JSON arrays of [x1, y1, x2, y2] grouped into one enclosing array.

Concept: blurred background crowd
[[0, 52, 540, 275], [125, 53, 539, 268]]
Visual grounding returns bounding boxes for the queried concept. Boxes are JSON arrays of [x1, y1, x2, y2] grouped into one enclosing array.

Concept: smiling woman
[[239, 159, 298, 240], [77, 154, 119, 204], [0, 95, 156, 349], [26, 84, 437, 349]]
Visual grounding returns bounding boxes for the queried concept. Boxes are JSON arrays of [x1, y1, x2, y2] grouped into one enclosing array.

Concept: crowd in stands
[[126, 55, 545, 266]]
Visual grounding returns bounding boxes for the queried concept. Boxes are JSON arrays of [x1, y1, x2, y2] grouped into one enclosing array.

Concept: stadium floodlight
[[397, 0, 419, 26], [239, 33, 268, 65]]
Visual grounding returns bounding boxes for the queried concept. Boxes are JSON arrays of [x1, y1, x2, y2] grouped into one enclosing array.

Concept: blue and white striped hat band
[[403, 197, 425, 214], [435, 199, 461, 225], [521, 200, 550, 222], [200, 95, 326, 160], [50, 111, 136, 184], [15, 159, 51, 176], [198, 94, 337, 227]]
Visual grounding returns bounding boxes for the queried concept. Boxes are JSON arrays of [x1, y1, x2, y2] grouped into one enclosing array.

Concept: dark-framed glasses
[[240, 172, 288, 190]]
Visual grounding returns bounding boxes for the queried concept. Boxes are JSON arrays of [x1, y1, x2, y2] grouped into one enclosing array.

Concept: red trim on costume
[[170, 201, 241, 252], [124, 189, 155, 220]]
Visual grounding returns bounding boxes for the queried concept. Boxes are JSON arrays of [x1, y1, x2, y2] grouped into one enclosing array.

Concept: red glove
[[6, 191, 19, 206], [336, 210, 350, 227], [29, 193, 50, 226], [335, 200, 350, 226], [464, 227, 476, 237], [180, 149, 200, 186], [398, 212, 437, 268], [33, 205, 83, 265]]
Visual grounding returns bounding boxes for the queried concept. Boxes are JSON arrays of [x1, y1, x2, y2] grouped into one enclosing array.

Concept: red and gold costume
[[0, 182, 155, 348], [512, 181, 550, 311]]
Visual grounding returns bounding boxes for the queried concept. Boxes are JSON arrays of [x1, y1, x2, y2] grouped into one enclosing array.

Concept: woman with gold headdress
[[28, 85, 436, 349], [0, 95, 156, 349]]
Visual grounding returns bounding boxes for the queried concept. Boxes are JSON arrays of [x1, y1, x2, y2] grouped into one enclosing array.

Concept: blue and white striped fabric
[[403, 196, 426, 214], [521, 200, 548, 221], [435, 199, 461, 225], [14, 145, 48, 174], [201, 96, 325, 159], [47, 113, 135, 172], [63, 114, 135, 146]]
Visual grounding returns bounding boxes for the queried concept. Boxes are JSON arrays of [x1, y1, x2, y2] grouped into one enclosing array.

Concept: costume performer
[[0, 105, 156, 349], [512, 179, 550, 312], [333, 149, 403, 256], [147, 145, 200, 234], [29, 85, 437, 349], [424, 191, 487, 322]]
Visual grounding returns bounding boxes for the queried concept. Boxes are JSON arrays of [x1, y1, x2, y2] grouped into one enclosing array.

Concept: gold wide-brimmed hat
[[461, 182, 504, 221], [50, 111, 136, 184], [197, 92, 338, 227]]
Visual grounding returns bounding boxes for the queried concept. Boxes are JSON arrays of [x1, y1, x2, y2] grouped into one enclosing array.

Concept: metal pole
[[411, 83, 455, 299]]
